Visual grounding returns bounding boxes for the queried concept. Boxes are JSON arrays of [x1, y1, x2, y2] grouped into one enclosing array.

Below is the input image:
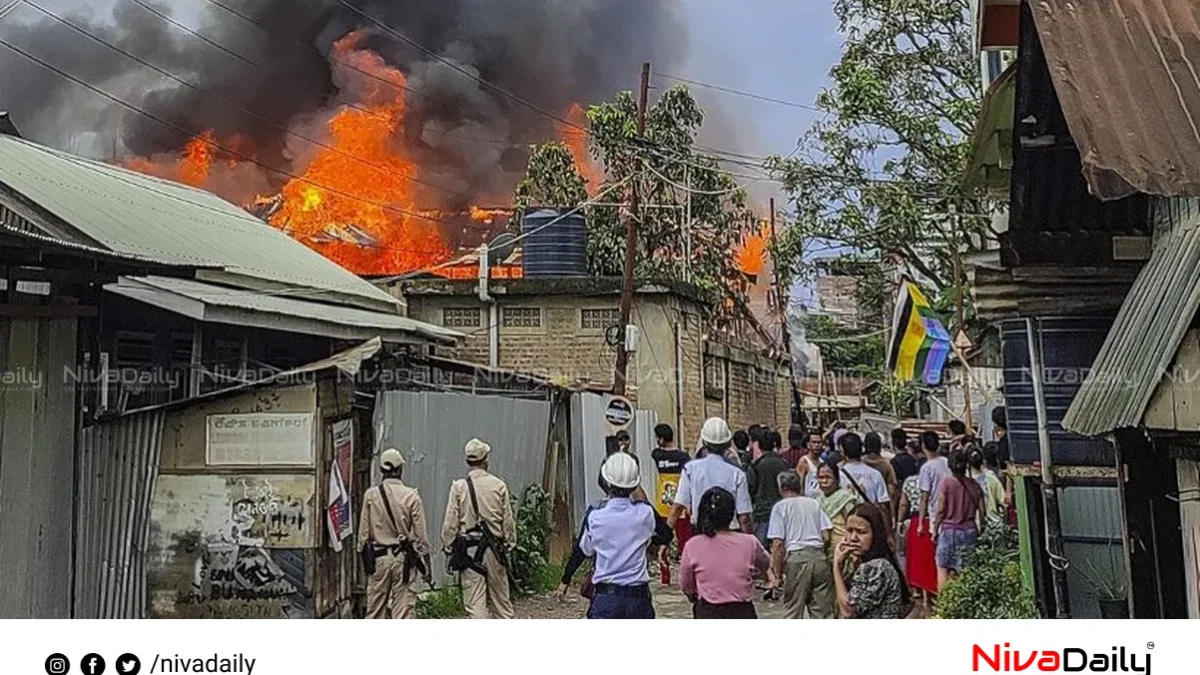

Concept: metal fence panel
[[1058, 484, 1124, 619], [0, 317, 77, 618], [75, 410, 166, 618], [373, 391, 551, 583]]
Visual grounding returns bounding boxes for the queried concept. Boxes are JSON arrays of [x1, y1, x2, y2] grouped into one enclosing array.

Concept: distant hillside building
[[815, 274, 859, 327]]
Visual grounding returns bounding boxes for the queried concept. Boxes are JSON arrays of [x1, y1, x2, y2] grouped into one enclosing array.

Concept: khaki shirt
[[357, 478, 431, 555], [441, 468, 516, 550]]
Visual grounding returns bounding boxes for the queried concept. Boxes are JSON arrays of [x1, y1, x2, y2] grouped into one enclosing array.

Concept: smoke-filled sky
[[0, 0, 837, 203]]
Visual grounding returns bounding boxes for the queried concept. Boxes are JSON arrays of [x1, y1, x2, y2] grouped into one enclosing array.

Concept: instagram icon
[[45, 654, 70, 675]]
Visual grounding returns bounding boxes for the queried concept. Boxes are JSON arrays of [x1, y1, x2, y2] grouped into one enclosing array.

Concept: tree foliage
[[936, 526, 1039, 619], [805, 313, 885, 375], [769, 0, 988, 292], [513, 142, 587, 209], [516, 87, 753, 303]]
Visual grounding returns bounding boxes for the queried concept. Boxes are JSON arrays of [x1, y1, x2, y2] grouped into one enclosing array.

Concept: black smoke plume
[[0, 0, 688, 207]]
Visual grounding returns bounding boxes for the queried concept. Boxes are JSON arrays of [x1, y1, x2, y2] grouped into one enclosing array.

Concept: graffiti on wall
[[229, 477, 311, 547], [150, 474, 316, 618]]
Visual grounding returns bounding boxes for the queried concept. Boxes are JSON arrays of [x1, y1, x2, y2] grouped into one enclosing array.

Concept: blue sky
[[679, 0, 839, 162], [679, 1, 843, 305]]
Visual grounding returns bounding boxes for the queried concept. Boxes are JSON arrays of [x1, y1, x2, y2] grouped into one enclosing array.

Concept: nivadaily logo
[[973, 644, 1151, 675]]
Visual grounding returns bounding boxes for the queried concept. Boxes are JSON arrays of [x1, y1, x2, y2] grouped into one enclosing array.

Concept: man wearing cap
[[667, 417, 753, 534], [357, 448, 431, 619], [581, 453, 669, 618], [441, 438, 516, 619]]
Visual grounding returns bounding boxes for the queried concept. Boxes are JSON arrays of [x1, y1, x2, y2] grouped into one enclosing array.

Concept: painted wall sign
[[206, 412, 314, 466], [604, 396, 634, 430]]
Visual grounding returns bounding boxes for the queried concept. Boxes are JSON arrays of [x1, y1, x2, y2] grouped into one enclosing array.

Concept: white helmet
[[700, 417, 733, 445], [601, 452, 640, 490], [379, 448, 405, 471]]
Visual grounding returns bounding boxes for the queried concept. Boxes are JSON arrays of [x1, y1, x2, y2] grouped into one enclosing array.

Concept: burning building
[[0, 0, 688, 276]]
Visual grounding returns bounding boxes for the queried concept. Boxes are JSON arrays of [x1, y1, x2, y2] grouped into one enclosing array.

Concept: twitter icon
[[114, 655, 140, 675]]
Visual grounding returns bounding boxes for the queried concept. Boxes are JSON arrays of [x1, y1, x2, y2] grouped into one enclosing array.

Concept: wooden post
[[613, 62, 651, 396]]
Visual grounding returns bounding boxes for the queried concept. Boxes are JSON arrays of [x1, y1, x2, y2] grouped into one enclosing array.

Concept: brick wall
[[405, 290, 792, 442], [704, 342, 792, 436]]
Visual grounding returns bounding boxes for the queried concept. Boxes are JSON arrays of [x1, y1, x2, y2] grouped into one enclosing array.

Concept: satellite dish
[[487, 231, 518, 268]]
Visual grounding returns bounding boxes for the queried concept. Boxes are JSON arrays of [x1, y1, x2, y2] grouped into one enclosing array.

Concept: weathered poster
[[326, 419, 354, 549]]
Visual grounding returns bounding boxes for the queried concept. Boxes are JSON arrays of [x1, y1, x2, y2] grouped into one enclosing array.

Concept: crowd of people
[[561, 407, 1014, 620]]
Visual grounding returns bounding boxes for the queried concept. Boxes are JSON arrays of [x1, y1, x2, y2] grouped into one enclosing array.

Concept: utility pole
[[768, 198, 803, 423], [951, 202, 973, 432], [613, 62, 650, 397], [1027, 317, 1072, 618]]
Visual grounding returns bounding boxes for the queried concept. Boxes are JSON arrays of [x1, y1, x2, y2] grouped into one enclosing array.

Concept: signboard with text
[[206, 413, 315, 466]]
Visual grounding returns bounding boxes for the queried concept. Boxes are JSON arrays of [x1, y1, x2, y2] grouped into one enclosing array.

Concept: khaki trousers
[[783, 548, 834, 619], [366, 553, 416, 619], [460, 549, 513, 619]]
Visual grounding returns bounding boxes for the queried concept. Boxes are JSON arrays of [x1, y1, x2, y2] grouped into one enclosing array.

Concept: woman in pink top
[[680, 487, 770, 619]]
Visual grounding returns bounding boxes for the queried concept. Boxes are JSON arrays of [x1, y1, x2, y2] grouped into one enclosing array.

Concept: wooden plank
[[1174, 330, 1200, 431], [1144, 368, 1178, 429]]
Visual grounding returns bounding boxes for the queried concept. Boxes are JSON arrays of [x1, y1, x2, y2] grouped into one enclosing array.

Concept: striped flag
[[887, 277, 951, 386]]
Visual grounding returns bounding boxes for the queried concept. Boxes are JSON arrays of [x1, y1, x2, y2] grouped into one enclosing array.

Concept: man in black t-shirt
[[651, 423, 692, 583], [651, 424, 691, 518], [747, 429, 790, 546]]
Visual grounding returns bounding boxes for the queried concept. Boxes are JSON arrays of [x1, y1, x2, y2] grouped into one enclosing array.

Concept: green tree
[[804, 313, 885, 375], [513, 142, 588, 209], [769, 0, 989, 293], [515, 87, 754, 303]]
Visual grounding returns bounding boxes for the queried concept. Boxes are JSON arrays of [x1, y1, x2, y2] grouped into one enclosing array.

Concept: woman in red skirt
[[900, 474, 937, 603]]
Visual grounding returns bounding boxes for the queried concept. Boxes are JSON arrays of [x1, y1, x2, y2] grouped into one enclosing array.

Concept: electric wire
[[0, 36, 495, 234], [22, 0, 485, 207]]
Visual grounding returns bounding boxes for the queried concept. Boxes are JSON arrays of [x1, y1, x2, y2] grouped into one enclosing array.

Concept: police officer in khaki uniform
[[358, 448, 431, 619], [441, 438, 516, 619]]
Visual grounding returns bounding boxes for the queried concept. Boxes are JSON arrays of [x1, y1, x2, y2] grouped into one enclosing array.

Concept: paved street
[[516, 579, 790, 619]]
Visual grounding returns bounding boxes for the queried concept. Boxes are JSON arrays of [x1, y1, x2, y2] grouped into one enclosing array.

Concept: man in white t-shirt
[[767, 470, 834, 619], [838, 432, 892, 531], [917, 430, 952, 536]]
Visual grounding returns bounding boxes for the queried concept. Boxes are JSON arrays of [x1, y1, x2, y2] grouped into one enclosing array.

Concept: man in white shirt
[[916, 430, 952, 537], [838, 432, 892, 530], [669, 417, 753, 533], [767, 470, 833, 619]]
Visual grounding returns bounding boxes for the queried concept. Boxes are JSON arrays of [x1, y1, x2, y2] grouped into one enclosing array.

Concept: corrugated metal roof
[[0, 222, 191, 268], [1062, 199, 1200, 435], [0, 134, 398, 308], [1032, 0, 1200, 200], [106, 276, 461, 345]]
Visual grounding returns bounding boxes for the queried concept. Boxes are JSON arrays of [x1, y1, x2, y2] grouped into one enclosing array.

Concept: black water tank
[[1000, 317, 1116, 466], [521, 207, 588, 277]]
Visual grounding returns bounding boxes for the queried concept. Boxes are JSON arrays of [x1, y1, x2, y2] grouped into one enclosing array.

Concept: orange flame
[[734, 223, 770, 277], [564, 103, 601, 192], [121, 130, 216, 188], [263, 34, 450, 275]]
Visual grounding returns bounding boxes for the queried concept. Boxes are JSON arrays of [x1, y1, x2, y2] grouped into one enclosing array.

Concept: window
[[443, 307, 481, 328], [581, 308, 622, 330], [502, 307, 542, 328]]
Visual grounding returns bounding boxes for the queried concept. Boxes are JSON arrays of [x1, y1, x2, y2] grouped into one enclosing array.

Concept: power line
[[654, 73, 824, 112], [0, 36, 491, 233], [22, 0, 479, 206], [146, 0, 580, 156], [330, 0, 589, 135]]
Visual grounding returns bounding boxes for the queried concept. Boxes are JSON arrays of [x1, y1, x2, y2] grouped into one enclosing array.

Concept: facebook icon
[[80, 654, 105, 675]]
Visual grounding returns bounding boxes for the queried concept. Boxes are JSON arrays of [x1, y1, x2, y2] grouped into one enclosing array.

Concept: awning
[[1062, 200, 1200, 436], [106, 276, 461, 345], [964, 63, 1015, 193], [1032, 0, 1200, 200]]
